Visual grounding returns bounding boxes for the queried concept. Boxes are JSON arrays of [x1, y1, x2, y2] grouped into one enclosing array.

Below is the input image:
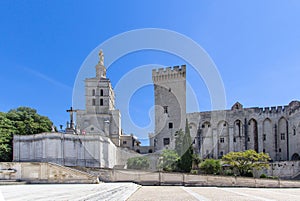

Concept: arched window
[[292, 153, 300, 160], [100, 89, 104, 96], [100, 99, 103, 106]]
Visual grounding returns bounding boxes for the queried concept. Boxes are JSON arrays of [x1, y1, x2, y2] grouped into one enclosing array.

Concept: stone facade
[[151, 65, 186, 151], [13, 133, 140, 168], [13, 133, 134, 168], [12, 51, 141, 168], [152, 66, 300, 162], [76, 50, 122, 146]]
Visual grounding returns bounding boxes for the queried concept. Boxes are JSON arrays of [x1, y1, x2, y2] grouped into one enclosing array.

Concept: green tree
[[158, 149, 180, 172], [0, 112, 16, 161], [0, 107, 53, 161], [175, 119, 193, 172], [222, 150, 271, 176], [199, 159, 221, 175], [177, 146, 193, 172], [175, 129, 185, 156], [6, 107, 52, 135], [127, 156, 150, 170]]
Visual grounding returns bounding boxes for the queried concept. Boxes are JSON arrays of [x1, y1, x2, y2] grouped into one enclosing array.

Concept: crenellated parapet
[[256, 102, 300, 115], [152, 65, 186, 83], [258, 106, 287, 114]]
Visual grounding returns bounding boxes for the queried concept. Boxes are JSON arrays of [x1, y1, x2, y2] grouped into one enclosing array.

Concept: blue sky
[[1, 1, 300, 143]]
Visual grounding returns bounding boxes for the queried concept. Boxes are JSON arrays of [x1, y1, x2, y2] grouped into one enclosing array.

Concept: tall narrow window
[[163, 106, 168, 114], [263, 134, 266, 141], [236, 121, 241, 136], [168, 122, 173, 129], [281, 133, 285, 140], [100, 89, 104, 96], [92, 99, 96, 106], [92, 89, 95, 96], [100, 99, 103, 106], [220, 137, 224, 143]]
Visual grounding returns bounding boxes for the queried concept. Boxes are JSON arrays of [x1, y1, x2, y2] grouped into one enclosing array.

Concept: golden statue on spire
[[98, 50, 104, 65]]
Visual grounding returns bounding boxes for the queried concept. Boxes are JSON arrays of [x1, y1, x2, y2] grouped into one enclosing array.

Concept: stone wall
[[254, 161, 300, 179], [186, 101, 300, 161], [152, 66, 300, 162], [93, 169, 300, 188], [0, 162, 99, 184], [116, 147, 142, 168], [13, 133, 139, 168]]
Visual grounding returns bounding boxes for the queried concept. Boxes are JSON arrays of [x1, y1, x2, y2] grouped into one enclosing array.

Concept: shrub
[[244, 171, 253, 177], [199, 159, 221, 175], [223, 169, 234, 176], [260, 174, 267, 178], [222, 150, 270, 176], [127, 156, 150, 170]]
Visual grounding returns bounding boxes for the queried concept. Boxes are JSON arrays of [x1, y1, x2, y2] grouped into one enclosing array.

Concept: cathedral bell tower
[[85, 50, 115, 114], [76, 50, 121, 146]]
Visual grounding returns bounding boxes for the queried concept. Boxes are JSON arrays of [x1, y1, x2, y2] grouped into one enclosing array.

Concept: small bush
[[244, 171, 253, 177], [127, 156, 150, 170], [190, 169, 198, 175], [224, 169, 234, 176], [199, 159, 221, 175], [260, 174, 267, 178]]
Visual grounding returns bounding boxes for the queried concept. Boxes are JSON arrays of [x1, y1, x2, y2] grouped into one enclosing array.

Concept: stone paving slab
[[127, 186, 198, 201], [128, 186, 300, 201], [0, 183, 139, 201], [1, 183, 300, 201]]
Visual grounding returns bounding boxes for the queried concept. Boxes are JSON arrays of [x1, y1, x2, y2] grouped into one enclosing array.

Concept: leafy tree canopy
[[0, 112, 16, 161], [158, 149, 180, 172], [6, 107, 52, 135], [0, 107, 53, 161], [222, 149, 271, 176]]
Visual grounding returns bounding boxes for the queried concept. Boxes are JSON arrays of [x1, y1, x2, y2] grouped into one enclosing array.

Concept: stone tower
[[76, 50, 121, 146], [85, 50, 115, 114], [152, 65, 186, 151]]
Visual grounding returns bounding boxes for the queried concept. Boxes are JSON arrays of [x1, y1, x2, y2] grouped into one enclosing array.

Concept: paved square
[[1, 183, 300, 201]]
